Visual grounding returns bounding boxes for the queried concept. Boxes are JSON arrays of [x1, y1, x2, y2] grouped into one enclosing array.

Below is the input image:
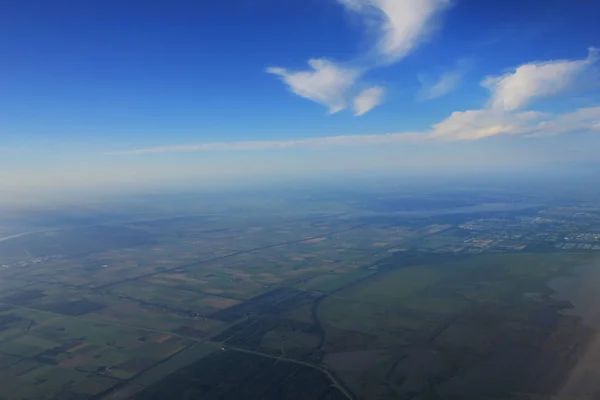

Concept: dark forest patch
[[0, 353, 21, 368], [210, 288, 315, 322], [118, 357, 156, 373], [39, 299, 106, 316], [133, 350, 347, 400], [173, 326, 209, 339], [0, 289, 46, 306], [212, 316, 319, 351], [0, 314, 24, 331]]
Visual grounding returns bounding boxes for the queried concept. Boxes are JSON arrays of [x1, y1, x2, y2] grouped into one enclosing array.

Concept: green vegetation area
[[315, 252, 595, 399], [1, 202, 599, 400]]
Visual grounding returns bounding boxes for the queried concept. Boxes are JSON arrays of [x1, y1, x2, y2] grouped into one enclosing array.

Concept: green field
[[1, 202, 599, 400]]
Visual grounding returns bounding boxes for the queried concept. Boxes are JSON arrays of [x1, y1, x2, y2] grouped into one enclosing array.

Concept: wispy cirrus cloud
[[268, 0, 451, 116], [417, 59, 471, 101], [109, 132, 424, 155], [110, 106, 600, 155], [353, 86, 386, 116], [338, 0, 451, 63]]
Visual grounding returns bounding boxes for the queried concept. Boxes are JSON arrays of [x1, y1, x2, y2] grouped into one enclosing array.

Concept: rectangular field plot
[[133, 350, 348, 400]]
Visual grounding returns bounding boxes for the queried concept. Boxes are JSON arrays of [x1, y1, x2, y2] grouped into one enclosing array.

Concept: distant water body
[[549, 258, 600, 400], [549, 258, 600, 329]]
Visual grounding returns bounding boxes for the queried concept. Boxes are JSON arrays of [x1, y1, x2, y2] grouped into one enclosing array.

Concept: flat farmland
[[1, 204, 597, 400], [314, 252, 596, 400], [0, 215, 378, 399], [0, 305, 212, 399]]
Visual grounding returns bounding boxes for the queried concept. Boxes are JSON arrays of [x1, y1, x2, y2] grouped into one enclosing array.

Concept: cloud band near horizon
[[112, 48, 600, 156], [110, 105, 600, 155]]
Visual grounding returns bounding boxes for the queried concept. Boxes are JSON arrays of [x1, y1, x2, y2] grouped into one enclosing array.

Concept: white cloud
[[418, 59, 470, 100], [531, 106, 600, 137], [110, 106, 600, 155], [483, 47, 599, 111], [268, 0, 451, 115], [430, 106, 600, 141], [426, 50, 600, 141], [431, 109, 547, 141], [109, 132, 423, 155], [353, 86, 385, 116], [267, 59, 359, 114], [339, 0, 451, 62], [113, 50, 600, 155]]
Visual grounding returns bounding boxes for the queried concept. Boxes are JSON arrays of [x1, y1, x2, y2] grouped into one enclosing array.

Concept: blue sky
[[1, 0, 600, 199]]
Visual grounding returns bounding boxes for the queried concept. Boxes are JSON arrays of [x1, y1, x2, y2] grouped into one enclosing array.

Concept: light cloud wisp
[[111, 106, 600, 155], [339, 0, 451, 63], [418, 59, 470, 100], [353, 86, 386, 116]]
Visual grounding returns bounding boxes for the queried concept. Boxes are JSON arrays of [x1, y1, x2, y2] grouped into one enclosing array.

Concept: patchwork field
[[1, 205, 599, 399]]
